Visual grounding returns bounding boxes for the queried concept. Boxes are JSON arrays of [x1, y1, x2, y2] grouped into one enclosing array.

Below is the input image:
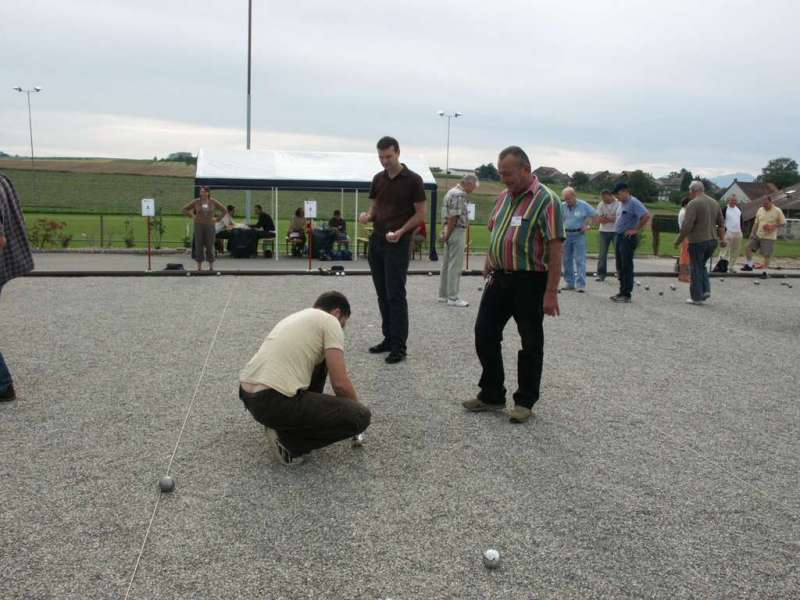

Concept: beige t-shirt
[[239, 308, 345, 397], [754, 205, 786, 240]]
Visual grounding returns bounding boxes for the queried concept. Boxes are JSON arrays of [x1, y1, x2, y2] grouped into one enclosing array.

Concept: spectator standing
[[719, 194, 742, 270], [438, 174, 478, 307], [594, 190, 619, 281], [183, 186, 227, 271], [560, 187, 597, 293]]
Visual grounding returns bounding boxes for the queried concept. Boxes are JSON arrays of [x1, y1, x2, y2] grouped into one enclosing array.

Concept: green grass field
[[5, 160, 796, 256]]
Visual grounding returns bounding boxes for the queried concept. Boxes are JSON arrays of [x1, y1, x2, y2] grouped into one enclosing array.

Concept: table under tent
[[194, 148, 440, 261]]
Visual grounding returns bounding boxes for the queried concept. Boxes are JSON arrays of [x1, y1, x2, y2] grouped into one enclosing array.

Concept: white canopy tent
[[195, 148, 440, 260]]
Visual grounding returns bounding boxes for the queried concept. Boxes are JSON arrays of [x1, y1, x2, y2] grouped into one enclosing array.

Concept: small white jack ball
[[483, 548, 501, 569], [217, 272, 221, 276], [186, 272, 191, 277], [428, 272, 433, 276], [159, 476, 176, 493]]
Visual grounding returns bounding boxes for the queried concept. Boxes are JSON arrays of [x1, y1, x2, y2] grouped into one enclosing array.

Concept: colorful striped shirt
[[486, 177, 565, 272]]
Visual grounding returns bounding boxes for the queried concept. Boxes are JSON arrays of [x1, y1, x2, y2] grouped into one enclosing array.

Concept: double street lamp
[[13, 86, 43, 203], [436, 110, 462, 193]]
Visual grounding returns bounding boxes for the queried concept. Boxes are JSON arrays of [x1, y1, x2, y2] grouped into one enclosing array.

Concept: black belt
[[566, 228, 584, 233]]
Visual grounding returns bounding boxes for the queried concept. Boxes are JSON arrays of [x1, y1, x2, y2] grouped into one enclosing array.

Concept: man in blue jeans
[[560, 187, 597, 292], [610, 182, 650, 303], [675, 180, 725, 305], [1, 172, 35, 401]]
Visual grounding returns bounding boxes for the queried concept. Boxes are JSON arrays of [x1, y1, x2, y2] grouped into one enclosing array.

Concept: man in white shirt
[[239, 291, 370, 465], [720, 195, 742, 270], [594, 190, 619, 281]]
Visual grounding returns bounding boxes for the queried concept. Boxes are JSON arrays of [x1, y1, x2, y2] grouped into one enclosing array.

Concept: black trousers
[[474, 270, 547, 409], [239, 364, 370, 457], [368, 233, 411, 352], [615, 233, 639, 297]]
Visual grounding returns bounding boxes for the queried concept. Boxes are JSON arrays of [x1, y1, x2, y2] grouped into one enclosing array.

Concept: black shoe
[[610, 294, 631, 303], [741, 264, 753, 272], [385, 350, 406, 364], [0, 384, 15, 402], [368, 340, 391, 354]]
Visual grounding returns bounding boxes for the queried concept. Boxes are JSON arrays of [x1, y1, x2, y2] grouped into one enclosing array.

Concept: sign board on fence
[[304, 199, 318, 219], [467, 203, 476, 221], [141, 198, 155, 217]]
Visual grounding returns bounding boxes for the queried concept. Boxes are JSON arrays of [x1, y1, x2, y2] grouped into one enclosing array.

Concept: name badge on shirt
[[511, 216, 523, 227], [202, 203, 209, 210]]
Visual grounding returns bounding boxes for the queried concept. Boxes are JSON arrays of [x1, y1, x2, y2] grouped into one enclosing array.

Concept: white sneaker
[[437, 297, 447, 303], [686, 298, 703, 305], [447, 298, 469, 307]]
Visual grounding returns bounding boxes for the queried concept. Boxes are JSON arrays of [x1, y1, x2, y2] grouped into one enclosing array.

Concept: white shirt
[[678, 207, 686, 230], [725, 205, 742, 234], [596, 200, 619, 232], [215, 213, 233, 234]]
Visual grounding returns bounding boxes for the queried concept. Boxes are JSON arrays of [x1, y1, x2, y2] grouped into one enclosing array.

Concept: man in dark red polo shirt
[[358, 136, 427, 364]]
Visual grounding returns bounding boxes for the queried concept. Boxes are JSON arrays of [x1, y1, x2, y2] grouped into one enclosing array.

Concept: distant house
[[657, 176, 683, 193], [720, 180, 775, 205], [534, 166, 570, 185], [588, 170, 621, 189]]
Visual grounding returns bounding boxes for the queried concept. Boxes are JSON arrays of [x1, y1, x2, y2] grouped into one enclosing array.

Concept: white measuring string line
[[124, 280, 237, 600]]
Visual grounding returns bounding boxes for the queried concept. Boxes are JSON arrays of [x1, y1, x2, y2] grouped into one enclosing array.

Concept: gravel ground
[[0, 274, 798, 599]]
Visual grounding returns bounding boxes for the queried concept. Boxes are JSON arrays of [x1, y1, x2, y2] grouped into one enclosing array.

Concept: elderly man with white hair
[[438, 173, 479, 307], [675, 180, 725, 305], [560, 187, 597, 292]]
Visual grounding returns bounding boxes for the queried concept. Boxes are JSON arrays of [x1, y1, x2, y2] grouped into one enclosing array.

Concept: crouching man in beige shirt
[[239, 291, 370, 466]]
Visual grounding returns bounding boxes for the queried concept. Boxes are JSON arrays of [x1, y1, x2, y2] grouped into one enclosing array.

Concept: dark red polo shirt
[[368, 164, 427, 236]]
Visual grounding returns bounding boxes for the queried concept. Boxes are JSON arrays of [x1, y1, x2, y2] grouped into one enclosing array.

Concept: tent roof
[[195, 148, 438, 191]]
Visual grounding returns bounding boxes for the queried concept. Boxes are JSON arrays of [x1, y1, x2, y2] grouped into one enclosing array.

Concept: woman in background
[[183, 186, 227, 271]]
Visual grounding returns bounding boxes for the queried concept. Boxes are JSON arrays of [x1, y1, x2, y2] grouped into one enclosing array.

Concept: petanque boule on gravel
[[670, 284, 676, 291], [159, 476, 176, 492], [754, 281, 760, 286], [483, 548, 502, 569]]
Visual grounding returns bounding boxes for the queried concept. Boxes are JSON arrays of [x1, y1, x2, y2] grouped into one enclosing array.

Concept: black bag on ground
[[229, 228, 259, 258], [712, 258, 729, 273]]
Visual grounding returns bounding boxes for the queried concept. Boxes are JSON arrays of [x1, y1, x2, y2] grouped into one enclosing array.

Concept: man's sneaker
[[369, 340, 391, 354], [610, 294, 631, 303], [741, 264, 754, 272], [462, 397, 505, 412], [508, 405, 533, 423], [576, 288, 585, 293], [437, 297, 447, 303], [385, 350, 406, 364], [702, 292, 711, 300], [686, 298, 703, 305], [0, 384, 15, 402], [447, 298, 469, 307], [264, 427, 304, 466]]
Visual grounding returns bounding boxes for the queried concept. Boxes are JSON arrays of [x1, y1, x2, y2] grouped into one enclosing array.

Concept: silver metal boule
[[483, 548, 501, 569], [159, 476, 176, 492]]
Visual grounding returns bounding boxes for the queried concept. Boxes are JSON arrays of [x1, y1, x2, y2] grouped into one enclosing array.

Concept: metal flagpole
[[354, 189, 359, 261]]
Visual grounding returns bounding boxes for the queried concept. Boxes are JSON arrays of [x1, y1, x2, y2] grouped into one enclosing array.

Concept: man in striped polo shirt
[[462, 146, 565, 423]]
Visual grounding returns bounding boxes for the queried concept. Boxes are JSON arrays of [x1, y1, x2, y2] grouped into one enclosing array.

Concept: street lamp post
[[244, 0, 253, 224], [436, 110, 462, 194], [13, 86, 42, 203]]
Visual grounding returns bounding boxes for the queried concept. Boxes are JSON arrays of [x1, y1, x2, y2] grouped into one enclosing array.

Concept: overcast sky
[[2, 0, 798, 177]]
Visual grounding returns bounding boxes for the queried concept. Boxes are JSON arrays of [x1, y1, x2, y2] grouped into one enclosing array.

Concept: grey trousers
[[438, 227, 466, 300], [193, 223, 216, 263]]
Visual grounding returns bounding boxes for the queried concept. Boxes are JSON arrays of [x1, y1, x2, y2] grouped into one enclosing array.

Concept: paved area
[[1, 274, 798, 598]]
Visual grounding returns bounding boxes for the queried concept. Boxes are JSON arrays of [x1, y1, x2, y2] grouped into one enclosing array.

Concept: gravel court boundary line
[[123, 279, 238, 600]]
